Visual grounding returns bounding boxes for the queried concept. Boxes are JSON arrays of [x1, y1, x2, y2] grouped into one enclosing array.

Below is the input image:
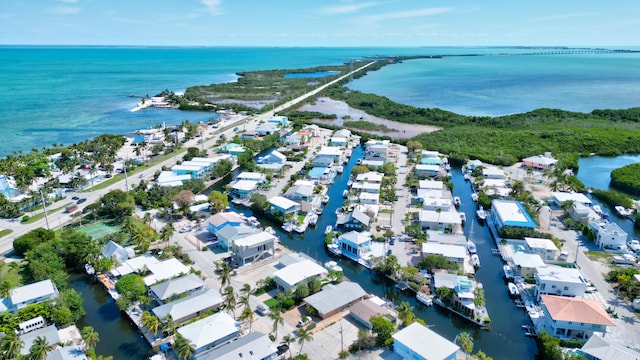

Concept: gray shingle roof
[[149, 273, 204, 301], [303, 282, 366, 316]]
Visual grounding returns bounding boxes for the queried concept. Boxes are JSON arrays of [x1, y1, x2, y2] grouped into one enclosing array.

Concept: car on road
[[276, 344, 289, 356], [179, 226, 192, 233], [390, 236, 395, 245], [72, 196, 80, 200], [76, 198, 87, 204], [139, 174, 146, 179], [256, 304, 269, 316], [297, 316, 311, 327]]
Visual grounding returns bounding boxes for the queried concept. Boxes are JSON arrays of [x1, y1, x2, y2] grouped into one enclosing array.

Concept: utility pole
[[39, 189, 50, 230], [123, 158, 129, 192]]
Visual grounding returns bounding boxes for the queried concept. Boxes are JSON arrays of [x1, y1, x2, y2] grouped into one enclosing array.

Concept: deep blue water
[[1, 46, 640, 156]]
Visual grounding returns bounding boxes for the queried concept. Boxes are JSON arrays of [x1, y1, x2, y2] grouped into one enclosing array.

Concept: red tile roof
[[541, 295, 615, 326]]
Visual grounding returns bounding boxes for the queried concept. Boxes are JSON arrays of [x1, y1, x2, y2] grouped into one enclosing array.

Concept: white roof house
[[272, 259, 328, 290], [589, 220, 628, 249], [421, 243, 466, 264], [393, 322, 460, 360], [303, 281, 367, 318], [177, 312, 241, 353], [351, 182, 381, 193], [268, 196, 301, 214], [580, 333, 640, 360], [8, 279, 59, 311], [491, 199, 537, 230], [419, 209, 462, 232], [231, 180, 258, 192], [522, 154, 558, 169], [418, 180, 444, 190], [236, 172, 267, 183], [359, 192, 379, 204], [525, 237, 560, 261], [19, 325, 61, 356], [355, 172, 384, 183], [512, 252, 546, 278], [152, 289, 224, 324], [157, 171, 192, 187], [196, 331, 277, 360], [149, 273, 204, 303], [101, 240, 133, 263], [552, 192, 592, 207], [143, 258, 191, 286], [482, 166, 505, 179], [361, 159, 384, 168], [535, 265, 588, 299], [317, 146, 343, 158], [110, 255, 160, 277]]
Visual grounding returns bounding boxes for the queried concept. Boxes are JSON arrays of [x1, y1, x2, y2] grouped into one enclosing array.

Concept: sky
[[1, 0, 639, 47]]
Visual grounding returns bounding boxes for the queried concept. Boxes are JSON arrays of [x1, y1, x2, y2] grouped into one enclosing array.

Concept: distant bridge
[[517, 49, 640, 55]]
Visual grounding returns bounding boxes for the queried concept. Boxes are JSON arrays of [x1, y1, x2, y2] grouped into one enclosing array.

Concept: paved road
[[0, 61, 375, 256]]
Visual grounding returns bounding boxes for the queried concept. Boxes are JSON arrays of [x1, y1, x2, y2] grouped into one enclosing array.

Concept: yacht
[[471, 193, 478, 202], [508, 282, 519, 297], [325, 225, 333, 235], [322, 195, 330, 204], [337, 166, 344, 174], [343, 190, 349, 198], [593, 205, 603, 215], [416, 292, 434, 306], [453, 196, 461, 207], [324, 260, 343, 272], [471, 254, 481, 268], [356, 158, 362, 165], [467, 240, 477, 254], [347, 179, 353, 188], [460, 212, 466, 224], [476, 206, 488, 221], [308, 214, 318, 226], [503, 265, 515, 280], [615, 205, 630, 217], [327, 243, 342, 257]]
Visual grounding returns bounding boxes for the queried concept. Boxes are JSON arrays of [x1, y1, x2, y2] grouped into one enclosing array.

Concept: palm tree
[[239, 306, 255, 331], [268, 308, 284, 339], [281, 334, 295, 359], [81, 326, 100, 350], [29, 336, 54, 360], [160, 224, 174, 249], [142, 212, 152, 226], [1, 331, 24, 359], [456, 332, 474, 359], [295, 327, 313, 355], [215, 262, 232, 290], [7, 260, 21, 274], [396, 301, 415, 327], [222, 286, 237, 318], [173, 335, 193, 360], [0, 280, 14, 299], [141, 311, 161, 336], [122, 216, 136, 235], [162, 315, 177, 336]]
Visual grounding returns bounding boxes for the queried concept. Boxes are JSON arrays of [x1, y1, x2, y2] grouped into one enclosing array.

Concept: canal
[[70, 274, 153, 359], [228, 145, 538, 360]]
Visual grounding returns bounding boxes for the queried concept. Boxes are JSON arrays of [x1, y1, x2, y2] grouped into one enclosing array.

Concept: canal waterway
[[226, 145, 538, 360], [70, 274, 153, 360]]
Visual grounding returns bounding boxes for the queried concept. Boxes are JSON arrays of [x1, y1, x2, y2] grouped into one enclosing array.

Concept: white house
[[418, 180, 444, 190], [588, 220, 628, 249], [355, 172, 383, 184], [317, 146, 342, 160], [538, 295, 615, 340], [422, 243, 466, 264], [149, 273, 205, 304], [482, 166, 505, 179], [569, 203, 601, 225], [152, 289, 224, 324], [268, 196, 301, 215], [232, 231, 277, 265], [230, 180, 258, 199], [522, 154, 558, 169], [272, 259, 328, 290], [177, 312, 241, 354], [255, 122, 280, 136], [143, 258, 191, 286], [257, 150, 287, 171], [579, 333, 640, 360], [196, 331, 277, 360], [551, 192, 592, 207], [359, 192, 379, 205], [512, 252, 546, 278], [534, 265, 589, 299], [303, 281, 366, 319], [351, 182, 381, 194], [525, 237, 560, 261], [415, 164, 441, 177], [393, 323, 459, 360], [491, 199, 537, 232], [236, 172, 267, 184], [419, 209, 462, 233], [4, 279, 59, 313]]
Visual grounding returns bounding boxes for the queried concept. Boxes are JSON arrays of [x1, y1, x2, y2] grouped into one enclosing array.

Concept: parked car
[[276, 344, 289, 356], [179, 226, 192, 233], [76, 198, 87, 204], [297, 316, 311, 327], [72, 196, 80, 200], [627, 239, 640, 253], [256, 304, 269, 316]]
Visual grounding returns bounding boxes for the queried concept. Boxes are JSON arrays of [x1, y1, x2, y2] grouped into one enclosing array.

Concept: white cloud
[[51, 6, 81, 15], [201, 0, 223, 15], [321, 2, 379, 15], [358, 7, 451, 24], [530, 12, 597, 22]]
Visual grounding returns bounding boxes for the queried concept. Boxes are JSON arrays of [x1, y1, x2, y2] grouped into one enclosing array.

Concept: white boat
[[471, 193, 478, 202], [467, 240, 477, 254], [308, 214, 318, 226], [327, 243, 342, 257], [343, 190, 349, 198], [593, 205, 603, 215], [460, 212, 466, 224], [416, 292, 434, 306], [453, 196, 461, 207], [471, 254, 481, 268], [356, 158, 362, 165], [503, 265, 515, 280], [85, 263, 95, 275], [282, 223, 293, 232], [315, 207, 323, 216], [476, 206, 487, 221], [347, 179, 353, 188], [265, 226, 275, 235], [508, 282, 519, 297], [337, 166, 344, 174], [324, 260, 343, 272], [322, 195, 330, 204], [615, 205, 629, 217], [325, 225, 333, 235], [464, 173, 471, 182]]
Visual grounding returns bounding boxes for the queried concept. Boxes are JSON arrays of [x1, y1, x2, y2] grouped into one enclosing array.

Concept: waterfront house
[[312, 155, 335, 168], [181, 161, 215, 175], [269, 115, 289, 127], [351, 181, 381, 194], [149, 273, 205, 304], [421, 197, 454, 212], [143, 258, 191, 286], [171, 164, 207, 179], [255, 122, 280, 136], [330, 136, 349, 147], [421, 243, 466, 265], [512, 252, 546, 278], [588, 220, 628, 250], [196, 331, 277, 360], [349, 297, 397, 329], [0, 175, 20, 200], [359, 192, 379, 205], [110, 255, 160, 278], [101, 240, 133, 263], [268, 196, 301, 216], [478, 178, 511, 197], [19, 325, 61, 356], [317, 146, 343, 160], [303, 281, 367, 319], [418, 209, 462, 233], [534, 265, 588, 300], [421, 150, 444, 165], [525, 237, 560, 261], [256, 150, 286, 171], [236, 172, 267, 184], [551, 191, 592, 207], [579, 333, 640, 360], [216, 225, 259, 251], [337, 231, 372, 261], [232, 231, 277, 265], [569, 203, 601, 225], [427, 232, 468, 247], [465, 159, 483, 171], [491, 199, 537, 233], [152, 289, 224, 325], [301, 124, 321, 137], [522, 154, 558, 170], [538, 295, 615, 340], [416, 164, 441, 177], [452, 278, 476, 318], [219, 143, 246, 156], [392, 322, 459, 360], [177, 312, 241, 354], [418, 180, 444, 190], [365, 139, 389, 157], [283, 181, 314, 202], [157, 171, 192, 187], [285, 132, 312, 150], [361, 159, 385, 168], [482, 166, 505, 179], [207, 212, 246, 235], [336, 209, 370, 230], [272, 259, 328, 290], [3, 279, 59, 313], [230, 180, 258, 199], [355, 171, 384, 184]]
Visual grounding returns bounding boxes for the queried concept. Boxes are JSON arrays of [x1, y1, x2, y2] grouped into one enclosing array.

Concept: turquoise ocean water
[[1, 46, 639, 156]]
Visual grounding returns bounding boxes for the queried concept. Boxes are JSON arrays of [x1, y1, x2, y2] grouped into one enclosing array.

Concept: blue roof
[[493, 200, 537, 228], [308, 167, 327, 178]]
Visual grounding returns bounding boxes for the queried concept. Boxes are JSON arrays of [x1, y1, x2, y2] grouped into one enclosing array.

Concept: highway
[[0, 61, 375, 256]]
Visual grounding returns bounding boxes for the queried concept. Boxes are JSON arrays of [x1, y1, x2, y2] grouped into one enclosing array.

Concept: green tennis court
[[78, 223, 120, 240]]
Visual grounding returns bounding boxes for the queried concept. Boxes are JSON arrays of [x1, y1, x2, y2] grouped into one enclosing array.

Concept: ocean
[[1, 46, 640, 156]]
